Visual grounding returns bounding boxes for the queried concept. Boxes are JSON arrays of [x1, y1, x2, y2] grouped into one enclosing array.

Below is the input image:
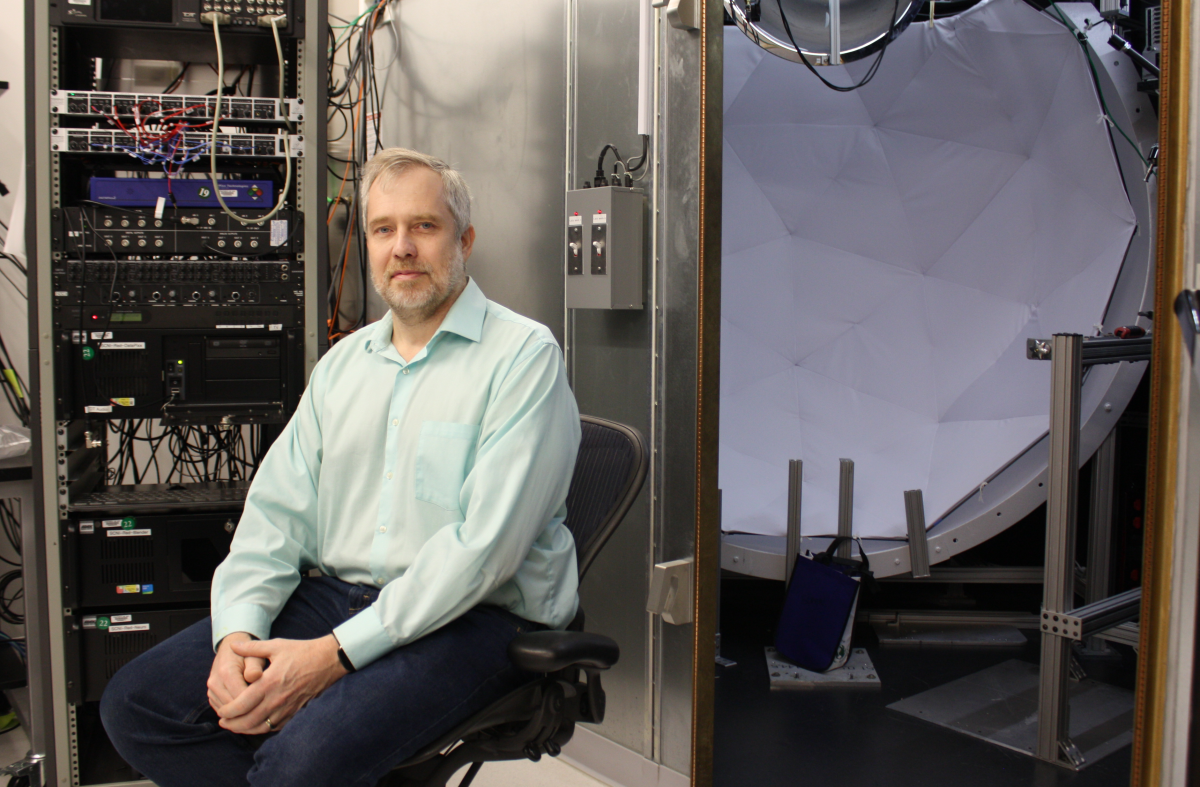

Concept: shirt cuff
[[332, 605, 394, 669], [211, 603, 273, 652]]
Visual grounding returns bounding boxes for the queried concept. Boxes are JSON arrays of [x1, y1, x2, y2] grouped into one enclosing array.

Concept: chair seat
[[507, 630, 619, 673]]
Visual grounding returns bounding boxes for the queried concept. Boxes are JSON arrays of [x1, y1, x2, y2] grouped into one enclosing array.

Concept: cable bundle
[[326, 0, 398, 344]]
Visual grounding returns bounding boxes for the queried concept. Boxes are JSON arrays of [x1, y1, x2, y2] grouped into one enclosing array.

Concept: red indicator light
[[91, 314, 100, 320]]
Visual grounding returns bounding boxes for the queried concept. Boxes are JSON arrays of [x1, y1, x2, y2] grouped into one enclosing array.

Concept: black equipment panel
[[66, 607, 210, 704], [56, 327, 303, 422], [57, 207, 301, 257], [64, 511, 237, 609], [54, 0, 300, 36]]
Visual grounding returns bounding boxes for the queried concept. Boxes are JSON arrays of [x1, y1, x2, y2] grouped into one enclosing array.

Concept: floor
[[0, 723, 610, 787], [715, 577, 1137, 787]]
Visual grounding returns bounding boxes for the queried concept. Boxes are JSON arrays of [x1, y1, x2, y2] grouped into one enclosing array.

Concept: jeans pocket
[[414, 421, 480, 511]]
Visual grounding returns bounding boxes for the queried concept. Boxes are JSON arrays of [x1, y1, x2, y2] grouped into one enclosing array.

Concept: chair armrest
[[508, 630, 620, 673]]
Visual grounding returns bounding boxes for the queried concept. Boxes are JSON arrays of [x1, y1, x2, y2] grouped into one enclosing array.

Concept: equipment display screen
[[98, 0, 174, 24], [110, 312, 145, 323]]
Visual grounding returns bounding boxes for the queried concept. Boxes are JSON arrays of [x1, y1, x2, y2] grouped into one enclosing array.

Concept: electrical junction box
[[566, 186, 644, 310]]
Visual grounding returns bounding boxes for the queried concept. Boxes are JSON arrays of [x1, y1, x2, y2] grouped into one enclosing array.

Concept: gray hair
[[360, 148, 472, 237]]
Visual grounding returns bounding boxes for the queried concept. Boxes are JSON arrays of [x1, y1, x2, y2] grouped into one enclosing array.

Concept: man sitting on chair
[[101, 148, 582, 787]]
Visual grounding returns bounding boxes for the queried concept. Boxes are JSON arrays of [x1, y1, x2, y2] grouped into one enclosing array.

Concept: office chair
[[379, 415, 649, 787]]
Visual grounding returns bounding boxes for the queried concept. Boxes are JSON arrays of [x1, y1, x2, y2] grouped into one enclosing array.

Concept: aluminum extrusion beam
[[837, 459, 853, 559], [904, 490, 931, 579], [1085, 431, 1116, 651], [882, 566, 1043, 583], [786, 460, 802, 587], [1041, 587, 1143, 641], [1038, 333, 1084, 767]]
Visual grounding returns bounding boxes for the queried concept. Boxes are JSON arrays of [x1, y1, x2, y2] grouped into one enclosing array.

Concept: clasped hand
[[207, 632, 348, 734]]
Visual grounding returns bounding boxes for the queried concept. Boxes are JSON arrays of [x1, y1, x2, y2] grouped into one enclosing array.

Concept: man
[[101, 148, 582, 787]]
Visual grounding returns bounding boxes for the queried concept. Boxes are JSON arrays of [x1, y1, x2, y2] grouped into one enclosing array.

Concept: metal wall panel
[[570, 0, 656, 760], [368, 0, 569, 343]]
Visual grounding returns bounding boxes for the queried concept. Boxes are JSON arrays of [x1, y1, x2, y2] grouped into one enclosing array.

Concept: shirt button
[[386, 472, 393, 480], [379, 526, 387, 534], [392, 419, 398, 426], [402, 368, 410, 375], [376, 577, 385, 585]]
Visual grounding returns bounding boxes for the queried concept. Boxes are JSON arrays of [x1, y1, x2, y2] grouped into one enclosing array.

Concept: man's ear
[[460, 225, 476, 262]]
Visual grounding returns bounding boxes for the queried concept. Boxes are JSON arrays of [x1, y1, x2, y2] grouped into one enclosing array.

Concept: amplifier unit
[[57, 326, 304, 422], [53, 0, 299, 36], [53, 91, 304, 124], [54, 260, 303, 307], [66, 607, 210, 704], [85, 179, 279, 209], [58, 206, 299, 255], [52, 128, 303, 158], [64, 511, 237, 610]]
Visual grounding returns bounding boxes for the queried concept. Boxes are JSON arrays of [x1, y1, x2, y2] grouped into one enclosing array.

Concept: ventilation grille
[[1147, 6, 1162, 51]]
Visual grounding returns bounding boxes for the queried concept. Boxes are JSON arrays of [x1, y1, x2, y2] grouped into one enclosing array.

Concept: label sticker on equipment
[[111, 615, 132, 623], [101, 519, 123, 529], [216, 325, 246, 330], [121, 517, 136, 529], [100, 341, 144, 350], [109, 623, 151, 633], [141, 584, 154, 594], [82, 616, 98, 629], [79, 522, 95, 534], [68, 0, 92, 4], [568, 215, 583, 226], [154, 196, 166, 220], [116, 584, 140, 595], [84, 405, 111, 413], [218, 189, 238, 198], [269, 323, 282, 331], [55, 291, 68, 297], [91, 332, 114, 340], [95, 616, 110, 630], [270, 220, 288, 246], [245, 324, 265, 329], [110, 398, 136, 407], [592, 213, 608, 225], [108, 529, 152, 537]]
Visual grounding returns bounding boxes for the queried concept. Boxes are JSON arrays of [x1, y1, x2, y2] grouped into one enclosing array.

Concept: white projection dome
[[720, 0, 1138, 541]]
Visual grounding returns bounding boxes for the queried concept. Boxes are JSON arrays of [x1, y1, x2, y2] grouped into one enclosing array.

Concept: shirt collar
[[364, 277, 486, 355]]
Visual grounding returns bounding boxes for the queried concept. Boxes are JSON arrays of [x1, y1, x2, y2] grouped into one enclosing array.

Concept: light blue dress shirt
[[210, 278, 582, 668]]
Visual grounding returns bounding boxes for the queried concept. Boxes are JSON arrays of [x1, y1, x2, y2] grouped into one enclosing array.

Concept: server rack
[[24, 3, 327, 784]]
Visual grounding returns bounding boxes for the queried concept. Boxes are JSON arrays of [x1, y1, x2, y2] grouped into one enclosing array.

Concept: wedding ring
[[264, 718, 274, 731]]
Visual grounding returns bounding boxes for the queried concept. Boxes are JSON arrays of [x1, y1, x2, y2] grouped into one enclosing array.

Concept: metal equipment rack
[[20, 3, 327, 784]]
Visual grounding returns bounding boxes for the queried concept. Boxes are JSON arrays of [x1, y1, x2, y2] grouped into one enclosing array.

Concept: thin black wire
[[774, 0, 902, 92]]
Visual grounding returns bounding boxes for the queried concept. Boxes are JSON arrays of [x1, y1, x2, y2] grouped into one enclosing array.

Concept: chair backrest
[[565, 416, 648, 579]]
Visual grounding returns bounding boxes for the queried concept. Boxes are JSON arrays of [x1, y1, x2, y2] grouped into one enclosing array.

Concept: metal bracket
[[1, 753, 44, 783], [1059, 738, 1086, 769], [904, 489, 931, 578], [648, 558, 694, 625], [653, 0, 700, 30], [1041, 608, 1083, 641]]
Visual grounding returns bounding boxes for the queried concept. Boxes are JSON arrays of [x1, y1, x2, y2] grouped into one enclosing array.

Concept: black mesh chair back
[[382, 415, 647, 787], [567, 416, 648, 580]]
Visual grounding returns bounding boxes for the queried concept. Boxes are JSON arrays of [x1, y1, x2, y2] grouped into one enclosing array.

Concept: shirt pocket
[[415, 420, 481, 511]]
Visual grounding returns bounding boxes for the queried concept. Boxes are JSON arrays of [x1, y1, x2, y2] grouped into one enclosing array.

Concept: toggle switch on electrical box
[[566, 186, 644, 310]]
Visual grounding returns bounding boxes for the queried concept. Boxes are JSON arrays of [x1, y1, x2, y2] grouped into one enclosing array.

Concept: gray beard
[[372, 246, 466, 325]]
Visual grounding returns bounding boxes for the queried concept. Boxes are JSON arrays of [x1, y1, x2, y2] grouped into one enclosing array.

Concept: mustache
[[383, 264, 430, 277]]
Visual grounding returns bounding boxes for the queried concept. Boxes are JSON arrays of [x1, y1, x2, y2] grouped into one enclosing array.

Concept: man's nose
[[390, 230, 416, 258]]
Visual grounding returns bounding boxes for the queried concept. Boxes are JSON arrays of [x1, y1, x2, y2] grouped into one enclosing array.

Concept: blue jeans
[[100, 576, 541, 787]]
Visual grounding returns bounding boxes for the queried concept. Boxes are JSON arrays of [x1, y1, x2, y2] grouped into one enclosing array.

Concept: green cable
[[1049, 3, 1149, 168]]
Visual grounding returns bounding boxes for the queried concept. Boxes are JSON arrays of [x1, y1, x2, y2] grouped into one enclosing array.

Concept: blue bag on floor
[[774, 537, 874, 673]]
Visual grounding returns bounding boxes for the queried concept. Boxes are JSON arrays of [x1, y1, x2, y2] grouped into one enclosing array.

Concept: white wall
[[0, 0, 27, 430]]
